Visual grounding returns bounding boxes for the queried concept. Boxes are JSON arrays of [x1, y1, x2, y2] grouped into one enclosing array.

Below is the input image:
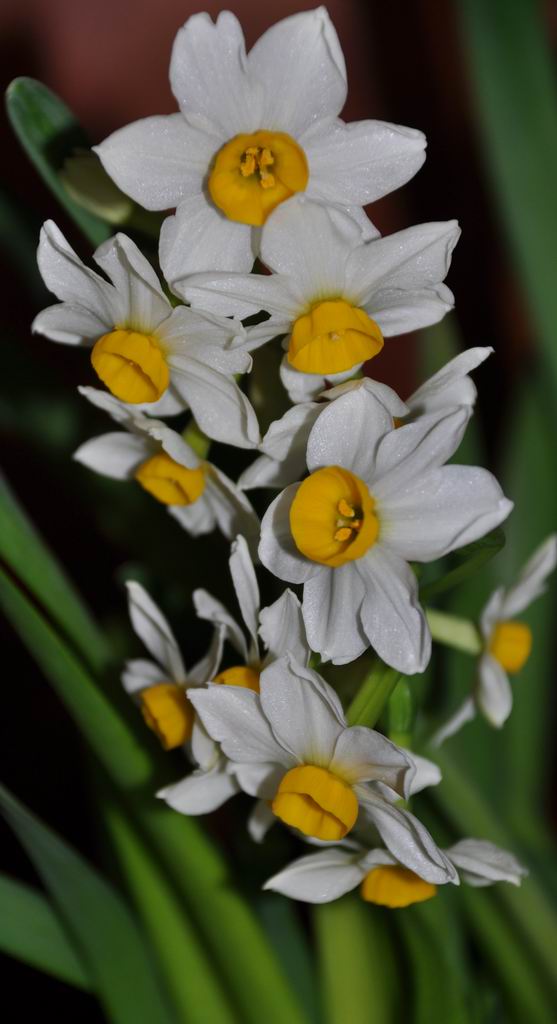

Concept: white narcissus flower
[[435, 534, 557, 741], [181, 197, 459, 391], [259, 384, 512, 672], [32, 222, 259, 449], [239, 348, 492, 490], [159, 536, 308, 817], [264, 837, 526, 907], [95, 8, 426, 282], [182, 654, 458, 883], [74, 388, 259, 553]]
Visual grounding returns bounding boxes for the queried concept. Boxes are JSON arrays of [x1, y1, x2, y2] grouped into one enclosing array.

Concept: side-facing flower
[[239, 348, 491, 490], [264, 836, 526, 907], [32, 222, 259, 448], [185, 654, 457, 882], [123, 580, 222, 753], [95, 8, 426, 281], [259, 384, 512, 671], [435, 534, 557, 740], [159, 536, 308, 815], [181, 197, 459, 391], [74, 387, 259, 552]]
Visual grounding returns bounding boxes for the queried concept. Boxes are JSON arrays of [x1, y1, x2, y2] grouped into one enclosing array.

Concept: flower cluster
[[32, 7, 554, 910]]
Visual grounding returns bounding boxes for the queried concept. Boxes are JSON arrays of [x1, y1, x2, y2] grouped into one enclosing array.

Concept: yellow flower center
[[288, 300, 384, 375], [290, 465, 379, 568], [91, 329, 169, 404], [272, 765, 359, 841], [489, 620, 532, 674], [361, 866, 437, 908], [213, 665, 261, 692], [134, 453, 206, 506], [139, 683, 193, 750], [208, 130, 309, 227]]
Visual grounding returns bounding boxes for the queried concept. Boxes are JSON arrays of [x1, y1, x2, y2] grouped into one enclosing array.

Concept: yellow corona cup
[[489, 621, 532, 673], [135, 453, 206, 506], [209, 130, 309, 226], [288, 300, 384, 375], [140, 683, 194, 750], [91, 329, 169, 404], [290, 465, 379, 567], [272, 765, 358, 841], [214, 665, 261, 692], [361, 866, 437, 908]]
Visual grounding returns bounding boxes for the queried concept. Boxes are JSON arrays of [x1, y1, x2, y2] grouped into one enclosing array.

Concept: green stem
[[346, 661, 402, 728], [387, 678, 414, 749], [426, 609, 482, 655], [314, 897, 397, 1024], [183, 420, 211, 461]]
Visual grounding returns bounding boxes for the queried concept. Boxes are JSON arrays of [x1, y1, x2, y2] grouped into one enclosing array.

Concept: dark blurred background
[[1, 2, 556, 1017]]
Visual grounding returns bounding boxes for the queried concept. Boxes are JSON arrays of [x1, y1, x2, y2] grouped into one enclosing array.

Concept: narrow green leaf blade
[[0, 872, 90, 990], [6, 77, 110, 246], [0, 784, 175, 1024]]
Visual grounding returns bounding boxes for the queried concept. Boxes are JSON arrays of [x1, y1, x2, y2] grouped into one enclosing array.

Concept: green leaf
[[0, 872, 90, 990], [0, 783, 175, 1024], [6, 78, 111, 247], [314, 897, 399, 1024], [346, 661, 402, 728], [419, 528, 505, 605], [457, 0, 557, 398], [0, 473, 111, 674], [397, 904, 471, 1024]]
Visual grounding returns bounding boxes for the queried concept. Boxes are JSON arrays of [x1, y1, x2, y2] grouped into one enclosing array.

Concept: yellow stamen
[[288, 299, 384, 375], [135, 453, 206, 506], [140, 683, 193, 750], [213, 665, 261, 692], [290, 465, 379, 568], [489, 620, 532, 673], [208, 130, 308, 226], [361, 866, 437, 908], [272, 765, 358, 841], [91, 329, 169, 404]]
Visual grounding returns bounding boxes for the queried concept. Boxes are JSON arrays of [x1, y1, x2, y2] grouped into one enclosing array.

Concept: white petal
[[306, 118, 426, 206], [169, 356, 260, 449], [303, 564, 368, 666], [499, 534, 557, 618], [372, 409, 469, 499], [143, 419, 199, 469], [125, 581, 185, 681], [260, 197, 361, 306], [77, 385, 136, 425], [240, 402, 320, 491], [407, 347, 493, 417], [330, 727, 412, 793], [93, 232, 170, 331], [381, 465, 513, 562], [159, 763, 240, 815], [359, 791, 459, 885], [95, 114, 215, 210], [407, 754, 442, 795], [169, 499, 216, 537], [121, 658, 162, 695], [371, 285, 455, 337], [446, 839, 527, 888], [229, 535, 260, 657], [170, 11, 262, 134], [264, 849, 364, 903], [247, 800, 275, 843], [32, 303, 108, 345], [323, 377, 408, 419], [357, 547, 430, 675], [156, 304, 247, 355], [278, 359, 330, 405], [188, 685, 290, 766], [204, 468, 260, 558], [259, 656, 344, 765], [188, 628, 225, 688], [73, 432, 149, 480], [480, 587, 506, 639], [259, 590, 308, 666], [305, 381, 394, 479], [234, 761, 285, 799], [259, 484, 322, 584], [249, 8, 346, 135], [180, 271, 297, 321], [190, 719, 220, 772], [431, 697, 477, 747], [160, 196, 255, 286], [476, 654, 513, 728], [36, 221, 115, 323], [346, 221, 460, 308], [193, 589, 248, 662]]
